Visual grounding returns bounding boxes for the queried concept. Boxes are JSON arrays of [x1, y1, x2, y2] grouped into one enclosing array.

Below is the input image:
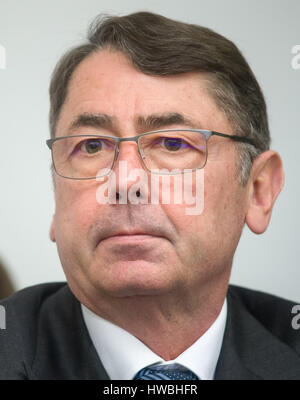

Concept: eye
[[80, 139, 102, 154], [162, 137, 186, 151]]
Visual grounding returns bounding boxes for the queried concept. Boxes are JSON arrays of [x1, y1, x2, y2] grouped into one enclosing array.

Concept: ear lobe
[[50, 217, 56, 242], [245, 151, 284, 234]]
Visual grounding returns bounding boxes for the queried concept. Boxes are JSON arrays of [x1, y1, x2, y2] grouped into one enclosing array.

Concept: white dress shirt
[[81, 299, 227, 380]]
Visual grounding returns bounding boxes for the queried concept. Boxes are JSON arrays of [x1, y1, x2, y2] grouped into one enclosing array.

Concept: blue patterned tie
[[133, 363, 200, 380]]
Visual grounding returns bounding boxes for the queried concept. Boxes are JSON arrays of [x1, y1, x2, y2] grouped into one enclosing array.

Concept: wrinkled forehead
[[56, 50, 232, 137]]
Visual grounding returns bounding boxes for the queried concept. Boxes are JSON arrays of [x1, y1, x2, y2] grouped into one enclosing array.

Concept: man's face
[[51, 50, 248, 304]]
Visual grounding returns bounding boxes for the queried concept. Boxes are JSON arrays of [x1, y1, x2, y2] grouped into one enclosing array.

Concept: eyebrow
[[69, 113, 115, 132], [68, 111, 200, 135], [136, 112, 199, 131]]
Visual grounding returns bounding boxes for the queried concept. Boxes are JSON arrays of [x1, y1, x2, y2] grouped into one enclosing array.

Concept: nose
[[113, 140, 146, 174], [111, 141, 149, 203]]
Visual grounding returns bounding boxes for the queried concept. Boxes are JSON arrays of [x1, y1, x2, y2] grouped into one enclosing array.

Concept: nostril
[[136, 190, 141, 198]]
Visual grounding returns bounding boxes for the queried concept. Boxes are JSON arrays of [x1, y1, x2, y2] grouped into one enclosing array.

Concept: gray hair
[[49, 11, 270, 184]]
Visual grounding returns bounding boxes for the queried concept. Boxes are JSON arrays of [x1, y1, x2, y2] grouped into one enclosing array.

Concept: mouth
[[91, 220, 174, 250], [102, 232, 163, 244]]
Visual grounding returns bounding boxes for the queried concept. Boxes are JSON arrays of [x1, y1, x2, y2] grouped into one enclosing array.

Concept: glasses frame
[[46, 129, 256, 180]]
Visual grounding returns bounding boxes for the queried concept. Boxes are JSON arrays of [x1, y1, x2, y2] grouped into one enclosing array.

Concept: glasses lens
[[139, 130, 207, 173], [52, 136, 116, 179]]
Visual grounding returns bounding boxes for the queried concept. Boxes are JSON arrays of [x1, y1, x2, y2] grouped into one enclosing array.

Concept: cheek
[[177, 163, 245, 247], [54, 180, 100, 241], [204, 165, 246, 245]]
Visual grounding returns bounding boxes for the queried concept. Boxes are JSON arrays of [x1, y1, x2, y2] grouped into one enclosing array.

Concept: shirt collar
[[81, 299, 227, 380]]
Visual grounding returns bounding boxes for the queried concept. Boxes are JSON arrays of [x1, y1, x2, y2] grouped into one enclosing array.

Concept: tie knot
[[133, 363, 199, 380]]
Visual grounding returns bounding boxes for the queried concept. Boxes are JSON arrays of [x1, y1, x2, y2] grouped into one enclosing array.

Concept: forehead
[[57, 49, 232, 135]]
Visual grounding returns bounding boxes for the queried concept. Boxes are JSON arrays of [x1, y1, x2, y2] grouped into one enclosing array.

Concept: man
[[0, 11, 299, 380]]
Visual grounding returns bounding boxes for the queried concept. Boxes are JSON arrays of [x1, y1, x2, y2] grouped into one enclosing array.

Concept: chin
[[92, 260, 176, 298], [103, 285, 171, 298]]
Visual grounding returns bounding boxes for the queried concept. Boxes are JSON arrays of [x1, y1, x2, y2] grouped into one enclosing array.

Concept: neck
[[78, 277, 229, 360]]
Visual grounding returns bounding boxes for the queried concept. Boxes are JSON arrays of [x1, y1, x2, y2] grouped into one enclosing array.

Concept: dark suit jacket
[[0, 282, 300, 379]]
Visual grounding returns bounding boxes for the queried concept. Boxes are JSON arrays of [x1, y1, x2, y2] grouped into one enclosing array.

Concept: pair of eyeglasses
[[46, 129, 255, 180]]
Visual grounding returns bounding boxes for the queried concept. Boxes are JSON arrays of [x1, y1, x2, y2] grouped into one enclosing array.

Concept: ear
[[245, 150, 284, 234], [50, 216, 56, 242]]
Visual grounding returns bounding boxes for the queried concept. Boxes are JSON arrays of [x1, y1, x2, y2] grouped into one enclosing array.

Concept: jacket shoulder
[[228, 284, 300, 352], [0, 282, 67, 379]]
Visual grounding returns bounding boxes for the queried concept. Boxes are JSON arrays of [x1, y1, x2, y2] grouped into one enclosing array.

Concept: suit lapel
[[31, 285, 110, 380], [215, 286, 300, 380]]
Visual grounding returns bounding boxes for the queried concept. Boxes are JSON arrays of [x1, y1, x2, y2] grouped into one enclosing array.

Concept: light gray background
[[0, 0, 299, 301]]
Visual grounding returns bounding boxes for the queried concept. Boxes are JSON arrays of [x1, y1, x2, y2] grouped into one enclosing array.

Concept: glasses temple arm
[[211, 131, 257, 147]]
